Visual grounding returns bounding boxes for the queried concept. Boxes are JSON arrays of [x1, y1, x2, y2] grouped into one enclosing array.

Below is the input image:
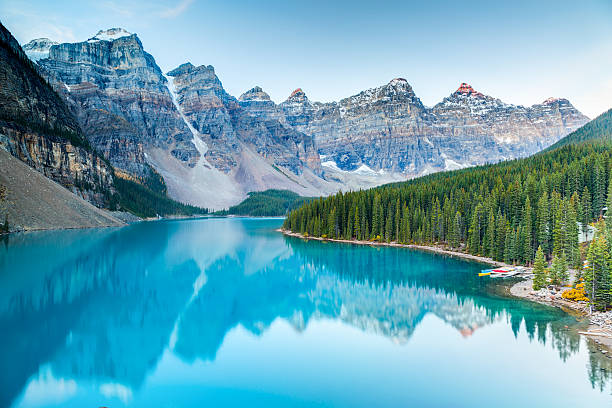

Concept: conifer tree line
[[285, 142, 610, 262], [284, 140, 612, 308]]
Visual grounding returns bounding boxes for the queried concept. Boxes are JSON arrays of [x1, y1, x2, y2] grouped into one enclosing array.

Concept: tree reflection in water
[[0, 218, 609, 406]]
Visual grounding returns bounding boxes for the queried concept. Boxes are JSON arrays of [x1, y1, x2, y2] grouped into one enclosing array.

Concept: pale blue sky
[[2, 0, 611, 117]]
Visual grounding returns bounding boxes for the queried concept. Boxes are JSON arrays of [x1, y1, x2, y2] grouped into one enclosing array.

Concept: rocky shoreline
[[280, 229, 612, 355], [279, 229, 513, 267]]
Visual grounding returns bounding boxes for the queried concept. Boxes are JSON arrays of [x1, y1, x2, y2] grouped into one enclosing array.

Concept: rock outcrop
[[238, 86, 287, 124], [429, 83, 589, 168], [21, 37, 58, 61], [167, 63, 321, 176], [280, 78, 436, 173], [152, 62, 332, 208], [0, 22, 114, 207], [34, 29, 198, 177], [278, 80, 589, 175], [0, 149, 123, 231]]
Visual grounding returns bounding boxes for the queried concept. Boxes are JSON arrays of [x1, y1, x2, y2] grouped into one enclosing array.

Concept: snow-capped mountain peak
[[88, 28, 132, 42], [22, 38, 59, 61]]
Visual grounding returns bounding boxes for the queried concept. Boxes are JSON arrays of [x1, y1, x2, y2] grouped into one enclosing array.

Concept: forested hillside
[[112, 171, 208, 218], [284, 109, 612, 310], [546, 108, 612, 150], [217, 190, 313, 216]]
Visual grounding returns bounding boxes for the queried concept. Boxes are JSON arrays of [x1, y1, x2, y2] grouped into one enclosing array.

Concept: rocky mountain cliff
[[166, 62, 321, 176], [21, 27, 589, 209], [274, 80, 589, 175], [21, 37, 57, 61], [33, 28, 198, 178], [25, 30, 333, 208], [0, 22, 114, 207]]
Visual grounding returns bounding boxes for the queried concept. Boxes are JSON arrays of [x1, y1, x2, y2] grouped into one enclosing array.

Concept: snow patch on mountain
[[152, 75, 245, 209], [88, 28, 132, 42], [22, 38, 58, 61]]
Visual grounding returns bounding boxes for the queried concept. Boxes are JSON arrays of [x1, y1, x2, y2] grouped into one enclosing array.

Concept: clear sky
[[2, 0, 611, 118]]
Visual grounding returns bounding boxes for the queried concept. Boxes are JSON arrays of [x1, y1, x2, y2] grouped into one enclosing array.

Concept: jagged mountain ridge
[[35, 29, 198, 177], [26, 31, 334, 209], [22, 28, 589, 209], [271, 80, 589, 174]]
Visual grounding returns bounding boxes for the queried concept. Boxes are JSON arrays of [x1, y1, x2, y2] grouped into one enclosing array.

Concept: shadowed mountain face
[[0, 22, 115, 207], [1, 218, 608, 407]]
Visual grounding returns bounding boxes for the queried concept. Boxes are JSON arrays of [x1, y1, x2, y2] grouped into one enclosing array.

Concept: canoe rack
[[479, 267, 532, 278]]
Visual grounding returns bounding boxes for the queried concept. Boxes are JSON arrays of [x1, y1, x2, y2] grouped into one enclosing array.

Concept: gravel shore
[[280, 229, 513, 268], [0, 148, 124, 232]]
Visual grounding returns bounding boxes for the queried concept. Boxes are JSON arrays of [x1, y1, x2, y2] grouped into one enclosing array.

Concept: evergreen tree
[[450, 211, 463, 248], [585, 233, 612, 311], [468, 204, 483, 255], [533, 246, 548, 290], [581, 187, 592, 238], [550, 252, 568, 286], [593, 159, 607, 218], [523, 197, 533, 264], [385, 204, 393, 242], [485, 210, 496, 257], [552, 201, 566, 256], [565, 201, 580, 268], [354, 206, 361, 240], [606, 173, 612, 238], [536, 192, 550, 256]]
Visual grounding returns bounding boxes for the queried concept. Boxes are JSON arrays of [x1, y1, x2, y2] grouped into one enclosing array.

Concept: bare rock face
[[0, 149, 123, 231], [238, 86, 286, 124], [34, 29, 198, 177], [429, 83, 589, 167], [17, 24, 589, 208], [280, 79, 439, 173], [0, 22, 114, 207], [167, 63, 321, 176], [167, 62, 239, 172], [22, 38, 58, 61], [280, 80, 589, 175]]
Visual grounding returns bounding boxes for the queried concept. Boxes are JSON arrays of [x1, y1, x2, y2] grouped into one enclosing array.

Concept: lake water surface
[[0, 217, 610, 407]]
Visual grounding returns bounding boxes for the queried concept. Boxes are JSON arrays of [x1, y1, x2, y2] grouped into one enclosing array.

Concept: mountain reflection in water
[[0, 218, 610, 407]]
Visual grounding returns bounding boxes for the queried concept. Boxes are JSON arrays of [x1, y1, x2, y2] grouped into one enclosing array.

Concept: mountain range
[[4, 25, 590, 213]]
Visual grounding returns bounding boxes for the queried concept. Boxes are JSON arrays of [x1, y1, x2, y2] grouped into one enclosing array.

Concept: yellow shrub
[[561, 287, 589, 302]]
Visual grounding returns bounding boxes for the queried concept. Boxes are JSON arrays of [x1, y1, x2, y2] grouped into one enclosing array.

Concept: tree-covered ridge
[[112, 176, 208, 218], [216, 189, 314, 216], [285, 141, 610, 261], [546, 108, 612, 150], [284, 110, 612, 309]]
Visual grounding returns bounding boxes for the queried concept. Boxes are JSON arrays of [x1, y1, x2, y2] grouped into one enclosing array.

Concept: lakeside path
[[279, 228, 612, 354]]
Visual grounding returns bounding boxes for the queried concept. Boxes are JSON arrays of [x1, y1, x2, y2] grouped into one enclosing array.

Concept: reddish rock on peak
[[455, 82, 484, 97], [543, 97, 566, 105], [290, 88, 305, 98]]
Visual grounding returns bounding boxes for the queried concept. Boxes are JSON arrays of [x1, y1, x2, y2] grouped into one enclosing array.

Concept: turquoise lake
[[0, 217, 610, 407]]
